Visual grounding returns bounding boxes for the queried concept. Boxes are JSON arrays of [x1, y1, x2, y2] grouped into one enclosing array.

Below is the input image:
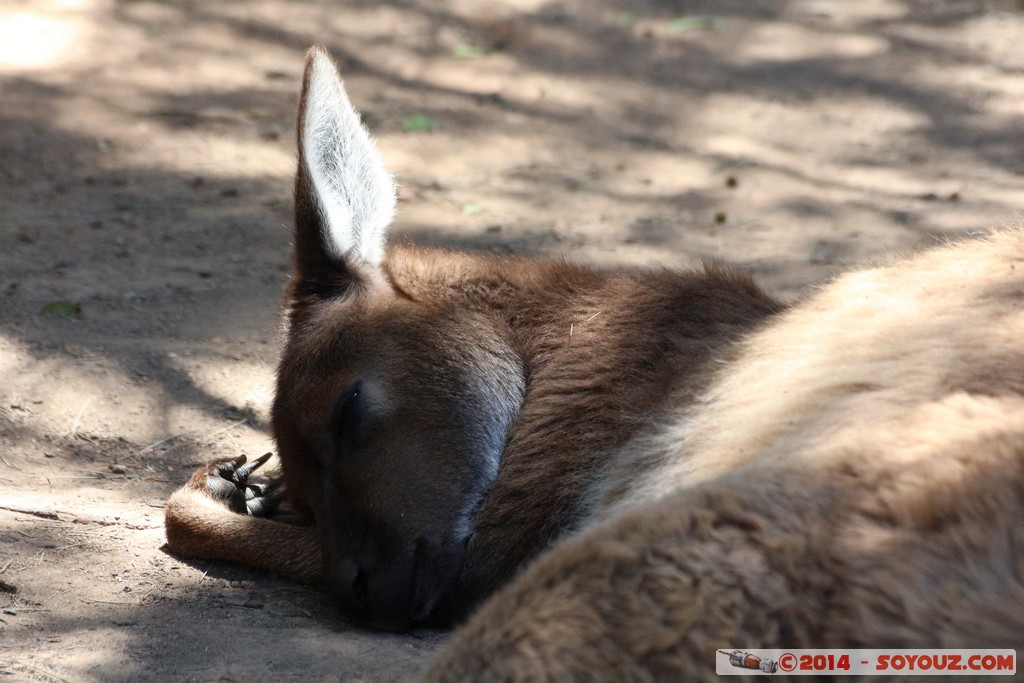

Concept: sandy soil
[[1, 0, 1023, 680]]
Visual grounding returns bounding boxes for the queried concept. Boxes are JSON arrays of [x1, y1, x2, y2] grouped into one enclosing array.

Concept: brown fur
[[164, 45, 1024, 676], [426, 228, 1024, 680]]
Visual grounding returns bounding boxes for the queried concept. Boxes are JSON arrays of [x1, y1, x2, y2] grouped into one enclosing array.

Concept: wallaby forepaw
[[189, 452, 284, 517]]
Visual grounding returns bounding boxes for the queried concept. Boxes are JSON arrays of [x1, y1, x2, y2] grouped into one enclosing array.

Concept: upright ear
[[293, 45, 396, 297]]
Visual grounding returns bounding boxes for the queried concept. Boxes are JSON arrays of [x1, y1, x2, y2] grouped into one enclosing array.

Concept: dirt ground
[[1, 0, 1023, 680]]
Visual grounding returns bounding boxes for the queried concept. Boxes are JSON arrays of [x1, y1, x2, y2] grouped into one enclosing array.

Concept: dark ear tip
[[301, 45, 334, 93], [305, 44, 336, 75], [307, 44, 330, 61]]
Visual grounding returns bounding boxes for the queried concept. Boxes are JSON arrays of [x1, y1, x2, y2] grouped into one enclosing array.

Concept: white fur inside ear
[[303, 51, 396, 267]]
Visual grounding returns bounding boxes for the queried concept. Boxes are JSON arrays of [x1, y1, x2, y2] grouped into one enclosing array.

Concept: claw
[[212, 458, 242, 481], [234, 451, 273, 481]]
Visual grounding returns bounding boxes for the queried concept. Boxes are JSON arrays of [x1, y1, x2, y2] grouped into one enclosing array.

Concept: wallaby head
[[271, 46, 524, 631], [269, 46, 785, 632]]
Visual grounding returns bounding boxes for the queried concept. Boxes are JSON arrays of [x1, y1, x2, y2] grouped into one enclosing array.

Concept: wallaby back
[[427, 227, 1024, 680]]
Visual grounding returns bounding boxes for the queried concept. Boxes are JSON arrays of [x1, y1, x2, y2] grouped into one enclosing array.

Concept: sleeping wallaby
[[165, 46, 1024, 676]]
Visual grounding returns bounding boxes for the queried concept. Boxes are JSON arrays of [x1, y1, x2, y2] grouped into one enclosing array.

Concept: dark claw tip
[[234, 452, 272, 481]]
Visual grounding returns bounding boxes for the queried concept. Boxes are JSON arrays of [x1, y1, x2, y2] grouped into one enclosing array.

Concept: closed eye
[[331, 381, 365, 452]]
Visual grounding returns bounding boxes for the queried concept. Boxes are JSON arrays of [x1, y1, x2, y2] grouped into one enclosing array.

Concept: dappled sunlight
[[163, 352, 275, 427], [133, 125, 295, 181], [0, 334, 26, 377], [0, 2, 93, 72], [832, 165, 941, 198], [1, 487, 166, 524], [699, 92, 931, 177], [913, 59, 1024, 120], [735, 22, 890, 63], [1, 331, 159, 443]]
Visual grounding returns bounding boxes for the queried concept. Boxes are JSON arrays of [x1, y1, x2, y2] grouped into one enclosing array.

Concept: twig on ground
[[78, 597, 135, 606], [0, 504, 59, 520], [0, 504, 160, 529]]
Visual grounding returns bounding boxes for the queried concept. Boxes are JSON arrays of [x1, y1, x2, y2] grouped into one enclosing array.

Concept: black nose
[[326, 541, 421, 632], [333, 558, 368, 614]]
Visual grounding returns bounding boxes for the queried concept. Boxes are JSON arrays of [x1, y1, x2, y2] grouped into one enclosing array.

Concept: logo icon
[[719, 650, 779, 674]]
